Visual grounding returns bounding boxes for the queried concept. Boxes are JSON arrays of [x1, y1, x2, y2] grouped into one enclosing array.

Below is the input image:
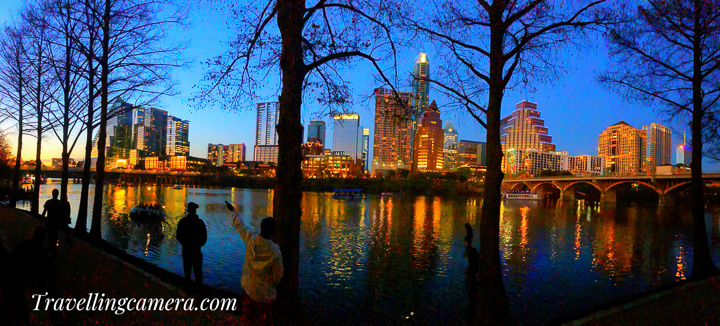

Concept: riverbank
[[0, 204, 242, 325], [201, 175, 483, 196]]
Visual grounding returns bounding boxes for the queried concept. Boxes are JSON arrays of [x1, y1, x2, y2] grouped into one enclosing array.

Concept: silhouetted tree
[[398, 1, 617, 324], [600, 0, 719, 279], [194, 0, 402, 315], [0, 24, 30, 208]]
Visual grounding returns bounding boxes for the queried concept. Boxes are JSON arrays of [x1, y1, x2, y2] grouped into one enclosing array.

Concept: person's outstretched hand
[[225, 200, 235, 212]]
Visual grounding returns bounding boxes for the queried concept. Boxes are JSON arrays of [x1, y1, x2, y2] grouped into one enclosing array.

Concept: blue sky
[[1, 0, 717, 171]]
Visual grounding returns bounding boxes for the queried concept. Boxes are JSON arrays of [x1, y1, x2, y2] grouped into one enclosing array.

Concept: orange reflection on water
[[519, 206, 529, 263], [675, 246, 687, 280]]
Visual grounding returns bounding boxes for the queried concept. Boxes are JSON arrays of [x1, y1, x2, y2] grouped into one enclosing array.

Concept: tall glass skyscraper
[[254, 102, 280, 163], [166, 116, 189, 156], [598, 121, 646, 174], [307, 120, 326, 146], [411, 53, 430, 158], [643, 122, 672, 169], [332, 113, 363, 160], [362, 128, 370, 172], [443, 121, 458, 170]]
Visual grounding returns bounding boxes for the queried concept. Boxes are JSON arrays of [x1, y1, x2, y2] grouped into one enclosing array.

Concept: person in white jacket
[[226, 201, 283, 307]]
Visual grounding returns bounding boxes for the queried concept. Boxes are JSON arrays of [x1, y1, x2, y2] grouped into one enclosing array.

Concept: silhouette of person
[[176, 202, 207, 293], [463, 223, 479, 326], [7, 227, 49, 324], [42, 189, 66, 248], [226, 200, 283, 323]]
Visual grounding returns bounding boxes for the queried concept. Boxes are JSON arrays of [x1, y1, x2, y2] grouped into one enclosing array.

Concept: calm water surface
[[18, 181, 720, 325]]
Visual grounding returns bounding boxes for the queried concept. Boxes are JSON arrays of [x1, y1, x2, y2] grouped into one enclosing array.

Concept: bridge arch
[[510, 182, 530, 191], [531, 182, 561, 192], [561, 180, 602, 193], [604, 180, 661, 194]]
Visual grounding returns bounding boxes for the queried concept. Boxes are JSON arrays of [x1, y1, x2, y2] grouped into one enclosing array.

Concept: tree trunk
[[10, 89, 23, 208], [475, 5, 511, 325], [32, 110, 42, 216], [90, 0, 110, 239], [76, 72, 94, 234], [689, 0, 718, 279], [274, 0, 306, 320], [60, 21, 72, 202]]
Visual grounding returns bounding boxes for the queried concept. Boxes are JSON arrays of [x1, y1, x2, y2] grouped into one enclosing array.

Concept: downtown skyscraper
[[412, 101, 444, 172], [598, 121, 647, 174], [372, 88, 414, 173], [500, 100, 556, 152], [332, 113, 363, 160], [443, 121, 458, 170], [166, 116, 190, 156], [643, 123, 672, 168], [307, 120, 326, 146], [254, 102, 280, 163], [410, 52, 430, 158]]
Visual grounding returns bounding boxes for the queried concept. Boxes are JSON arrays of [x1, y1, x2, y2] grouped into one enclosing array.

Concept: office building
[[458, 140, 485, 166], [569, 155, 605, 175], [503, 149, 569, 176], [411, 52, 430, 158], [227, 144, 246, 163], [208, 143, 227, 166], [443, 121, 459, 170], [643, 122, 672, 170], [302, 142, 324, 156], [307, 120, 326, 146], [412, 100, 444, 172], [362, 128, 370, 172], [372, 88, 414, 173], [332, 113, 363, 162], [500, 100, 556, 152], [254, 102, 280, 163], [166, 116, 189, 156], [598, 121, 646, 174], [677, 132, 692, 165]]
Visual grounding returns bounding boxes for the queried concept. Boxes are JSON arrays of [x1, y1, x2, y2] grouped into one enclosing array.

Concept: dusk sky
[[2, 0, 718, 171]]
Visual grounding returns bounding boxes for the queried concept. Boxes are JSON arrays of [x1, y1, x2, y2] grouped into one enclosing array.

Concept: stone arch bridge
[[502, 174, 720, 206]]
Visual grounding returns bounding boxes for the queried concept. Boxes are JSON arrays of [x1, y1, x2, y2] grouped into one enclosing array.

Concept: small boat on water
[[380, 192, 395, 196], [332, 189, 363, 199], [502, 191, 541, 200], [172, 185, 183, 190]]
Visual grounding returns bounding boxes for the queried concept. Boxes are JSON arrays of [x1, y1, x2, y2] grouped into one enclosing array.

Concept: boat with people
[[172, 185, 183, 190], [130, 203, 165, 221], [332, 189, 363, 199], [502, 191, 542, 200]]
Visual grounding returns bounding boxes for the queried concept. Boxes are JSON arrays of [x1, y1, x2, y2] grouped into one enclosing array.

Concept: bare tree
[[42, 0, 88, 203], [398, 1, 616, 324], [599, 0, 719, 279], [24, 7, 57, 215], [0, 24, 30, 208], [194, 0, 402, 315], [88, 0, 185, 239]]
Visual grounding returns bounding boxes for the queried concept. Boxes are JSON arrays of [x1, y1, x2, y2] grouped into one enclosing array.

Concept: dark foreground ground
[[1, 204, 718, 325]]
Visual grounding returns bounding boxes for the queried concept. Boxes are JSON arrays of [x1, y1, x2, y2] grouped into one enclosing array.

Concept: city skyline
[[0, 0, 718, 172]]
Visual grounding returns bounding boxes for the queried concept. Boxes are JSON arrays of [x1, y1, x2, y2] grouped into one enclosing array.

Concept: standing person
[[226, 201, 283, 324], [463, 223, 479, 326], [42, 189, 64, 248], [176, 202, 207, 294]]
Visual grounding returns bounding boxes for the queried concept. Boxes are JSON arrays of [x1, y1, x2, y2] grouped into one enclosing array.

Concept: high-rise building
[[504, 149, 569, 176], [412, 101, 444, 172], [443, 121, 458, 170], [208, 143, 226, 166], [677, 132, 692, 165], [228, 144, 246, 163], [143, 107, 169, 157], [166, 116, 190, 156], [569, 155, 605, 175], [332, 113, 363, 161], [643, 122, 672, 170], [372, 88, 414, 173], [411, 52, 430, 158], [254, 102, 280, 163], [458, 140, 484, 166], [500, 100, 556, 152], [307, 120, 326, 146], [598, 121, 646, 174], [362, 128, 370, 172]]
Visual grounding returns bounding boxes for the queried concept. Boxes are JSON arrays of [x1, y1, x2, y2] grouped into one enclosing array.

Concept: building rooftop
[[611, 120, 631, 127]]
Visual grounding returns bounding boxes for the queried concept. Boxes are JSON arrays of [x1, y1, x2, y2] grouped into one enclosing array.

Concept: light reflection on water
[[17, 182, 720, 325]]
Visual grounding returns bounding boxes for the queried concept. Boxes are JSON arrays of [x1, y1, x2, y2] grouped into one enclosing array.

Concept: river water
[[17, 181, 720, 325]]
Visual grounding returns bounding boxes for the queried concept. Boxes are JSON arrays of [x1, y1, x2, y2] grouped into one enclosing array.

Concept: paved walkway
[[565, 275, 719, 325], [0, 205, 242, 325]]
